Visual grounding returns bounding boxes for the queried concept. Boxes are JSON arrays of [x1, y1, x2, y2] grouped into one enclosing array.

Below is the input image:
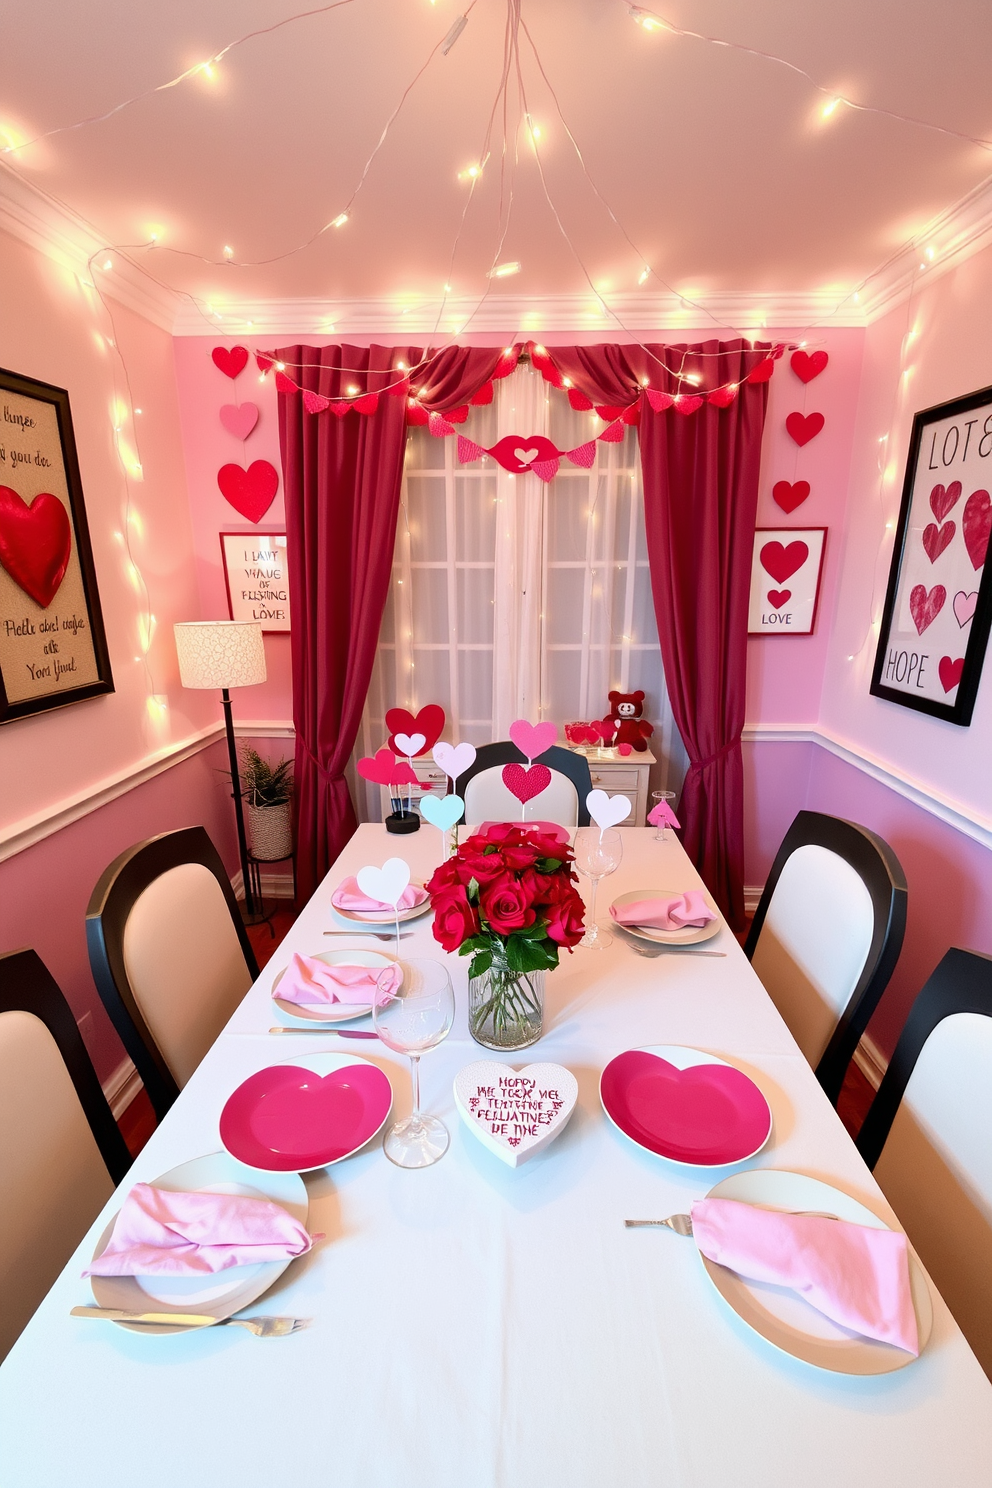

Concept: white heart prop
[[514, 447, 539, 465], [433, 741, 477, 781], [356, 858, 411, 909], [419, 793, 464, 832], [454, 1061, 578, 1168], [393, 732, 426, 758], [586, 789, 632, 830]]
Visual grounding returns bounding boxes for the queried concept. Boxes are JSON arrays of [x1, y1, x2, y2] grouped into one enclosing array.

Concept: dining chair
[[744, 810, 907, 1104], [855, 948, 992, 1377], [455, 742, 593, 829], [0, 948, 131, 1362], [86, 825, 259, 1121]]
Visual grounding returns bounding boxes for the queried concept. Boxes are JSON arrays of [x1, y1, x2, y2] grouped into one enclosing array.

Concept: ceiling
[[2, 0, 991, 322]]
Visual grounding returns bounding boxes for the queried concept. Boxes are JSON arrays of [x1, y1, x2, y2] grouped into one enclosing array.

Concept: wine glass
[[573, 827, 624, 949], [650, 789, 677, 841], [373, 958, 455, 1168]]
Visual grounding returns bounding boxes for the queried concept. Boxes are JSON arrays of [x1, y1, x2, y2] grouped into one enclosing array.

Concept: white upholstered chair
[[456, 742, 593, 831]]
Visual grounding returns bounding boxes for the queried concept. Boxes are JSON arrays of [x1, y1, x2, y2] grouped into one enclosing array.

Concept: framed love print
[[871, 385, 992, 725], [748, 528, 826, 635], [220, 531, 291, 631], [0, 366, 113, 724]]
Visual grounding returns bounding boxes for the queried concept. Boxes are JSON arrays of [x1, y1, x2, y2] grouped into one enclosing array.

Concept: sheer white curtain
[[357, 365, 687, 818]]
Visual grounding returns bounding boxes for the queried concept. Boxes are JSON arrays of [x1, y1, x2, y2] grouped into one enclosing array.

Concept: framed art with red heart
[[871, 383, 992, 726], [747, 528, 826, 635], [0, 367, 113, 723]]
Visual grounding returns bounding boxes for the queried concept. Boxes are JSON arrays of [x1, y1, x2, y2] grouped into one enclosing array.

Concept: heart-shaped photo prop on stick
[[356, 858, 411, 909], [357, 749, 417, 787], [420, 794, 464, 832], [386, 705, 444, 756], [433, 741, 476, 780], [502, 763, 552, 804], [393, 732, 426, 759], [508, 719, 558, 762], [0, 487, 72, 607], [586, 789, 632, 830], [454, 1061, 578, 1167]]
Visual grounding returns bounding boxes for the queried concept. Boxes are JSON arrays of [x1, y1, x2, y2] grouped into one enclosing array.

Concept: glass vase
[[468, 953, 546, 1051]]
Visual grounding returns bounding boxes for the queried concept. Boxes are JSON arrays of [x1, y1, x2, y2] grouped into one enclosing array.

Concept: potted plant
[[238, 747, 294, 861], [425, 823, 586, 1050]]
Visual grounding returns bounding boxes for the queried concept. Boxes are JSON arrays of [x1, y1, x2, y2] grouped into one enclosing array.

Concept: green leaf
[[535, 856, 563, 874], [467, 876, 480, 902], [468, 950, 493, 979]]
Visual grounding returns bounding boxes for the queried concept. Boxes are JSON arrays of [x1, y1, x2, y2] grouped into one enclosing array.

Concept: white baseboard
[[103, 1057, 142, 1119], [744, 884, 764, 916], [852, 1034, 887, 1091]]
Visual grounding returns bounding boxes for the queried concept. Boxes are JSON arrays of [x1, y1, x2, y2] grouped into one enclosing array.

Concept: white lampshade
[[174, 620, 267, 690]]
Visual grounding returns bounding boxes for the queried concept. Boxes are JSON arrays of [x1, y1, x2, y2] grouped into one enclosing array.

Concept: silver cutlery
[[323, 929, 413, 941], [625, 1214, 694, 1236], [71, 1307, 312, 1337], [625, 941, 727, 958], [268, 1026, 379, 1038]]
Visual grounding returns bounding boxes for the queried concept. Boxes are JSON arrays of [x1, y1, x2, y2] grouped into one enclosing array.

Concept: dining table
[[2, 822, 991, 1487]]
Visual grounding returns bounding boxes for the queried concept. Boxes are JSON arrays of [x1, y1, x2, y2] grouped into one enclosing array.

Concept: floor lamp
[[174, 619, 267, 920]]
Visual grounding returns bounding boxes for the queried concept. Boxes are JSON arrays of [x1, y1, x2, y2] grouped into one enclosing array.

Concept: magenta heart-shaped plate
[[220, 1054, 393, 1171], [600, 1045, 772, 1166]]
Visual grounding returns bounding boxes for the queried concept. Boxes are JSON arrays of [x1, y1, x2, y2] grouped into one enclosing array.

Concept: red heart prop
[[596, 405, 626, 423], [767, 589, 791, 609], [568, 388, 594, 411], [356, 748, 417, 787], [406, 403, 429, 426], [302, 390, 330, 414], [673, 394, 703, 415], [790, 350, 828, 383], [0, 487, 72, 608], [502, 762, 552, 804], [353, 393, 379, 415], [599, 421, 625, 443], [217, 461, 279, 523], [600, 1050, 771, 1164], [909, 583, 946, 635], [786, 411, 824, 446], [621, 404, 640, 426], [772, 480, 810, 514], [220, 1061, 393, 1170], [386, 704, 444, 756], [939, 656, 965, 694], [929, 481, 962, 522], [330, 401, 351, 419], [645, 389, 675, 412], [488, 436, 561, 475], [219, 403, 259, 439], [274, 372, 295, 394], [746, 359, 775, 384], [760, 540, 808, 584], [707, 386, 737, 408], [470, 381, 494, 406], [963, 489, 991, 571], [922, 521, 954, 564], [212, 346, 248, 379]]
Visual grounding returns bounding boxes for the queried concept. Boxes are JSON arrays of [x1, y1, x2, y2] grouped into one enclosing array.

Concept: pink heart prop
[[514, 447, 539, 464], [953, 590, 978, 628], [356, 749, 417, 787], [217, 461, 279, 522], [790, 350, 828, 383], [930, 481, 962, 522], [458, 436, 486, 463], [220, 1061, 392, 1170], [0, 487, 72, 608], [938, 656, 965, 694], [508, 719, 558, 762], [566, 442, 597, 468], [922, 521, 954, 564], [502, 763, 552, 804], [786, 411, 824, 446], [212, 346, 248, 379], [772, 480, 810, 514], [963, 489, 991, 571], [219, 403, 259, 440], [767, 589, 791, 609], [600, 1050, 772, 1165], [433, 741, 477, 780], [909, 584, 946, 635], [302, 390, 331, 414], [386, 705, 445, 756], [759, 540, 808, 584]]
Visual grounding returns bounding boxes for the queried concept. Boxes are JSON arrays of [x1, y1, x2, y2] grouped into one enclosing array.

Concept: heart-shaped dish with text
[[454, 1061, 578, 1167], [220, 1054, 393, 1171], [600, 1045, 772, 1166]]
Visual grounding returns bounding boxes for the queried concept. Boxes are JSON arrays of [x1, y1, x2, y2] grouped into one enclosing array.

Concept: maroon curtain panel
[[552, 341, 770, 928], [277, 343, 503, 902]]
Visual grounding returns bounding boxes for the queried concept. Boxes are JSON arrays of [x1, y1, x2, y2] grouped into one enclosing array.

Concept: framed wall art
[[220, 531, 291, 631], [748, 528, 827, 635], [0, 365, 114, 724], [870, 385, 992, 725]]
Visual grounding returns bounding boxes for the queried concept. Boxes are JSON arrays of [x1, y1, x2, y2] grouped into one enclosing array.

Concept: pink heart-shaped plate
[[600, 1045, 772, 1166], [220, 1055, 393, 1171]]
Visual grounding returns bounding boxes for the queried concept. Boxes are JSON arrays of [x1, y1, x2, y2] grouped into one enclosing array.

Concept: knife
[[268, 1027, 379, 1038], [71, 1306, 217, 1327]]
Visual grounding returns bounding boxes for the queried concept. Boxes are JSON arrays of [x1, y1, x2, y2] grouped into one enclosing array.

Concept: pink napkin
[[610, 891, 714, 931], [647, 799, 680, 829], [83, 1184, 313, 1278], [277, 952, 401, 1007], [331, 876, 427, 913], [691, 1198, 919, 1354]]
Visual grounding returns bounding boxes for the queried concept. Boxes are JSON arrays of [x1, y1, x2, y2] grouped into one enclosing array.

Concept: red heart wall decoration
[[938, 656, 965, 694], [0, 486, 72, 608], [759, 540, 809, 584], [790, 350, 829, 383], [909, 584, 946, 635], [216, 460, 279, 522], [929, 481, 962, 522], [922, 521, 955, 564], [219, 403, 259, 440], [767, 589, 791, 609], [786, 412, 825, 446], [502, 762, 552, 804], [386, 704, 445, 756], [212, 346, 249, 379], [963, 489, 991, 571], [772, 480, 810, 514]]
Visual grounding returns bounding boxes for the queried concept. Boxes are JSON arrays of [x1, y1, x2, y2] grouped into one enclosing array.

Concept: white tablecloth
[[2, 825, 990, 1487]]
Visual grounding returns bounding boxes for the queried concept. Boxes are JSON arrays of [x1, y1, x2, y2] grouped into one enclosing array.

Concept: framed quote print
[[871, 385, 992, 725], [748, 528, 826, 634], [0, 365, 113, 724], [220, 531, 291, 631]]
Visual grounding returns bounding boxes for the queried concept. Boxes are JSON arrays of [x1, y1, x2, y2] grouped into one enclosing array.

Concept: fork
[[223, 1315, 312, 1337], [323, 930, 412, 941], [624, 1214, 694, 1235], [71, 1306, 311, 1336], [624, 940, 727, 958]]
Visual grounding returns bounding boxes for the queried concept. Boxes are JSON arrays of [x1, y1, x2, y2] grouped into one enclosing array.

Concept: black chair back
[[454, 742, 593, 827]]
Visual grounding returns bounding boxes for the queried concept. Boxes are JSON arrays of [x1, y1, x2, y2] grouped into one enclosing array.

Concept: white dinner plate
[[330, 885, 432, 926], [272, 949, 399, 1024], [610, 888, 722, 945], [697, 1169, 933, 1374], [89, 1153, 308, 1335]]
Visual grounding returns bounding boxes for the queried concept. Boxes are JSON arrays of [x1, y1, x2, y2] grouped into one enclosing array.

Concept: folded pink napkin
[[331, 876, 427, 913], [647, 799, 680, 829], [610, 891, 714, 931], [83, 1184, 313, 1278], [277, 952, 401, 1007], [691, 1198, 919, 1354]]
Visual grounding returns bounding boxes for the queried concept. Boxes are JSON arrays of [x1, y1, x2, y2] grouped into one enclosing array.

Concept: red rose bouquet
[[425, 823, 585, 1049]]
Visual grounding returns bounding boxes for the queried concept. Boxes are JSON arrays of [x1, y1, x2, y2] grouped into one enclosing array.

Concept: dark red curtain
[[551, 341, 770, 928], [277, 343, 503, 902]]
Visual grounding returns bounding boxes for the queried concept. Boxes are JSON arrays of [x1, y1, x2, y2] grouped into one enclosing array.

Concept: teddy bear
[[607, 690, 654, 753]]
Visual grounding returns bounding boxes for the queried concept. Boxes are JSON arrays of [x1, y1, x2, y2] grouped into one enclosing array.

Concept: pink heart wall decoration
[[909, 584, 946, 635], [219, 403, 259, 440], [508, 719, 558, 762], [0, 486, 72, 608], [953, 591, 978, 628], [930, 481, 961, 522], [502, 763, 552, 804], [217, 461, 279, 522], [759, 540, 809, 584], [786, 411, 825, 446], [790, 350, 828, 383], [963, 489, 991, 571], [922, 521, 954, 563], [938, 656, 965, 694], [212, 346, 248, 379], [772, 480, 810, 514]]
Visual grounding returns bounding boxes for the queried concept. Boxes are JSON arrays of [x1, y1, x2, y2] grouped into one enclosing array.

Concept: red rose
[[481, 878, 537, 934], [456, 848, 508, 886], [544, 885, 585, 948], [425, 858, 461, 896], [431, 886, 480, 952]]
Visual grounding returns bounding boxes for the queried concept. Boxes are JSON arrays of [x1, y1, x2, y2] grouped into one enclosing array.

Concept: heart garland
[[458, 434, 595, 483]]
